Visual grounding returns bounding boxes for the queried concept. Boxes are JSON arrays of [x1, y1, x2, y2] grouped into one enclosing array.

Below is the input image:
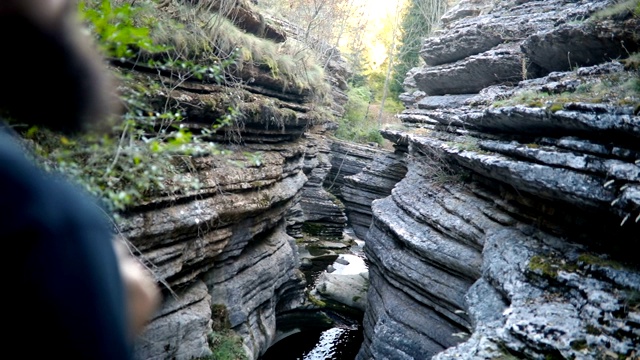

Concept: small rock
[[300, 258, 313, 269]]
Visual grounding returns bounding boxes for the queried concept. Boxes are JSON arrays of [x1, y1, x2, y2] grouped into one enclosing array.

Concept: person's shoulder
[[0, 131, 110, 236]]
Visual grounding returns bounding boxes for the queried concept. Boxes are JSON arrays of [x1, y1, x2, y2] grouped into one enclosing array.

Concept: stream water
[[260, 326, 363, 360], [261, 233, 368, 360]]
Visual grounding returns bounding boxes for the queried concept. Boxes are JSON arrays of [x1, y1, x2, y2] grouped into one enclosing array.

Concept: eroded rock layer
[[324, 140, 389, 199], [125, 132, 309, 359], [296, 134, 348, 238], [359, 0, 639, 358], [122, 16, 348, 357], [341, 150, 407, 239]]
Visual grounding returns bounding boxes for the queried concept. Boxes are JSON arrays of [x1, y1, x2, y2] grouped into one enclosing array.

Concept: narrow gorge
[[11, 0, 637, 359], [124, 0, 639, 359]]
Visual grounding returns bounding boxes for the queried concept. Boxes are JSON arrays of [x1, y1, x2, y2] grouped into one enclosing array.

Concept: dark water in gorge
[[261, 229, 367, 359], [260, 326, 364, 360]]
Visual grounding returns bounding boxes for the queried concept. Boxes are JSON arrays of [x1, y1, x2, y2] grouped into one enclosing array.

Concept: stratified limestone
[[119, 17, 322, 357], [360, 0, 640, 357], [412, 0, 623, 96], [324, 139, 388, 199], [135, 281, 213, 360], [297, 135, 347, 238], [204, 224, 305, 359], [359, 127, 640, 359], [413, 44, 525, 95], [341, 151, 407, 239], [124, 142, 308, 359], [523, 19, 640, 73]]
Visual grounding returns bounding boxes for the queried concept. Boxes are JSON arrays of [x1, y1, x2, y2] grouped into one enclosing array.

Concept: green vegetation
[[211, 304, 232, 332], [119, 0, 329, 96], [195, 304, 248, 360], [528, 255, 561, 278], [308, 293, 328, 307], [197, 331, 248, 360], [577, 253, 624, 270], [450, 136, 480, 152], [621, 52, 640, 70], [492, 69, 640, 110], [492, 90, 547, 108], [19, 1, 237, 212], [570, 339, 589, 351], [419, 149, 472, 186], [79, 1, 167, 59], [527, 255, 579, 279], [335, 86, 384, 145], [302, 222, 327, 236], [586, 324, 602, 335], [528, 252, 631, 282], [548, 102, 564, 113], [391, 0, 448, 96], [18, 0, 336, 213], [590, 0, 640, 20]]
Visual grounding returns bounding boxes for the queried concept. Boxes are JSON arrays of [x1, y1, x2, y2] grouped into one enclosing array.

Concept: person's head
[[0, 0, 116, 133]]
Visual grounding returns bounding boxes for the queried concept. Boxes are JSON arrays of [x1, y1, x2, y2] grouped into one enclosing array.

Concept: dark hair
[[0, 3, 116, 133]]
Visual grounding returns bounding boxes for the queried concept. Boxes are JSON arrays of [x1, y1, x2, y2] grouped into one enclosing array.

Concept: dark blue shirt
[[1, 131, 132, 359]]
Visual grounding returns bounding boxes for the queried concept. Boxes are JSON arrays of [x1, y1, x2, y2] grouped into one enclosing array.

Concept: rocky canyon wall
[[123, 80, 312, 359], [357, 0, 639, 359], [106, 2, 360, 358]]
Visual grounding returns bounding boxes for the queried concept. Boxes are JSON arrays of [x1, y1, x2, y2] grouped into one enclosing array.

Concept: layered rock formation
[[405, 0, 638, 101], [110, 2, 357, 359], [294, 134, 348, 239], [324, 140, 389, 198], [124, 96, 310, 358], [341, 149, 407, 239], [359, 0, 640, 359]]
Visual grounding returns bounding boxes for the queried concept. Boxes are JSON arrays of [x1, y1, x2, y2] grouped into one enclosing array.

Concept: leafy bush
[[196, 331, 248, 360], [79, 0, 167, 59], [335, 86, 384, 145], [19, 0, 237, 213]]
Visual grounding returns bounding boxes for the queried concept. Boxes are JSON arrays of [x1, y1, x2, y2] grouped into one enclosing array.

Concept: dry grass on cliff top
[[112, 0, 329, 96], [107, 0, 329, 98]]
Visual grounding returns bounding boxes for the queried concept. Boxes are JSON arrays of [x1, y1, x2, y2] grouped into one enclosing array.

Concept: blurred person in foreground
[[0, 0, 159, 358]]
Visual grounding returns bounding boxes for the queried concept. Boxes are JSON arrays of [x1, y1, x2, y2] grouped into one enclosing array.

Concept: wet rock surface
[[314, 255, 369, 312]]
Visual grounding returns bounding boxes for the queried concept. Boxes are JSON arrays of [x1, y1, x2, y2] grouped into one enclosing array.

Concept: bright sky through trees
[[345, 0, 406, 70]]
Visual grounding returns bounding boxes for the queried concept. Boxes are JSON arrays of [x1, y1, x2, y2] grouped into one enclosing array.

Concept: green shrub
[[197, 331, 248, 360], [79, 0, 167, 59], [22, 0, 235, 212], [591, 0, 639, 20], [335, 86, 384, 145]]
